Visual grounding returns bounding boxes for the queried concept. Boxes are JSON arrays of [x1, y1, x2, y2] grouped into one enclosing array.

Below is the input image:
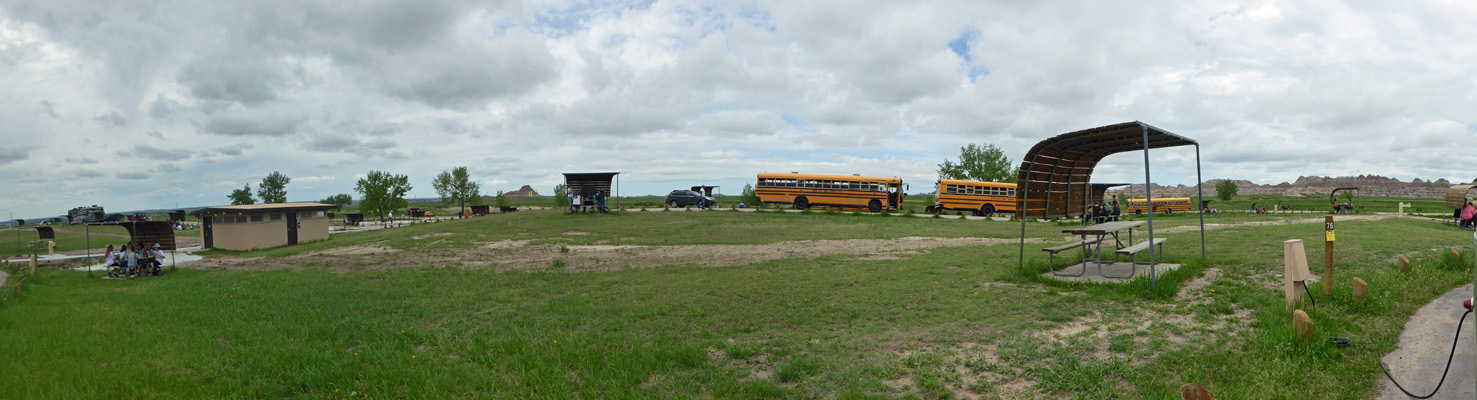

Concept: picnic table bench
[[1042, 237, 1101, 277], [1059, 220, 1153, 278]]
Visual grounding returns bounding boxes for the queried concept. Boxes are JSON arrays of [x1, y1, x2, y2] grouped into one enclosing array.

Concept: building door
[[287, 212, 298, 245], [202, 217, 213, 249]]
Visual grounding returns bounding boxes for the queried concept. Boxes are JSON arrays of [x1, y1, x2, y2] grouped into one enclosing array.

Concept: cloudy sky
[[1, 0, 1475, 218]]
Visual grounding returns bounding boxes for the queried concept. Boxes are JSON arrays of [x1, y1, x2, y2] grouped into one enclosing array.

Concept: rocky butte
[[1119, 175, 1459, 198]]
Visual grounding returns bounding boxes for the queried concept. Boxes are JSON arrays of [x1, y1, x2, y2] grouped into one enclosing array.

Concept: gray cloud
[[201, 109, 305, 136], [75, 170, 105, 178], [215, 143, 253, 156], [95, 111, 127, 127], [118, 144, 190, 161], [177, 56, 288, 106], [117, 171, 151, 180], [0, 147, 31, 165]]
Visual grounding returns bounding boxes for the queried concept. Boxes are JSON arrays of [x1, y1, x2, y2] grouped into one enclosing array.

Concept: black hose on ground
[[1379, 309, 1471, 399]]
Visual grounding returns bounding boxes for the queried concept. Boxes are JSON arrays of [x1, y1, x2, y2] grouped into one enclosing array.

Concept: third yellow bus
[[1124, 197, 1191, 214], [932, 179, 1017, 217]]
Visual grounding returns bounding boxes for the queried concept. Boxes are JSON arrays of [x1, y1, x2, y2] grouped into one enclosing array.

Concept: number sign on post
[[1324, 216, 1334, 296]]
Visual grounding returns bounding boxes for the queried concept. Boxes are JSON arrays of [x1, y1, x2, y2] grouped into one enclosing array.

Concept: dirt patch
[[301, 244, 400, 257], [184, 236, 1045, 273], [562, 230, 590, 236], [1156, 215, 1394, 234], [483, 240, 532, 249], [854, 254, 910, 261], [883, 376, 916, 391], [948, 265, 967, 271], [1176, 267, 1222, 304], [412, 232, 456, 240]]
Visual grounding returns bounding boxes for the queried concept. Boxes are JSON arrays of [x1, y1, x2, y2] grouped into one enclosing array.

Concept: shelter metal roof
[[1015, 122, 1198, 219], [563, 172, 619, 196]]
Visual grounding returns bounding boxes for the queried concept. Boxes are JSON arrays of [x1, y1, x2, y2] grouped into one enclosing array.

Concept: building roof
[[192, 202, 338, 216]]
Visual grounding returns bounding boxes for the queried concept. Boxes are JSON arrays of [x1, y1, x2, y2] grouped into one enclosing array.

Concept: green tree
[[356, 171, 413, 221], [494, 190, 509, 208], [1215, 180, 1239, 201], [320, 193, 354, 211], [257, 171, 291, 203], [740, 183, 759, 206], [552, 184, 568, 207], [938, 143, 1018, 183], [432, 166, 481, 217], [229, 184, 255, 205]]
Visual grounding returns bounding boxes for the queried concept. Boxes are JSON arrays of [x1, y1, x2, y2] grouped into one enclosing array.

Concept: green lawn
[[1, 210, 1472, 399]]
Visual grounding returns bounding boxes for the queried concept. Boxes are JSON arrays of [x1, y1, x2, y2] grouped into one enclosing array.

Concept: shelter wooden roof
[[1446, 184, 1477, 209], [563, 172, 619, 196], [1015, 122, 1197, 219]]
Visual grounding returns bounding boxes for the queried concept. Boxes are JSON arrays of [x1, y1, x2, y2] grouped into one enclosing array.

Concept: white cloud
[[1, 0, 1476, 217]]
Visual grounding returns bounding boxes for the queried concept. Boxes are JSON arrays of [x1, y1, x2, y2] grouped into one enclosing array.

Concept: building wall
[[212, 218, 287, 251], [299, 216, 329, 243], [209, 211, 330, 251]]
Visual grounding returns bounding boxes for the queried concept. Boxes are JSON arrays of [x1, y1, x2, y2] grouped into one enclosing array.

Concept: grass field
[[1, 209, 1473, 399]]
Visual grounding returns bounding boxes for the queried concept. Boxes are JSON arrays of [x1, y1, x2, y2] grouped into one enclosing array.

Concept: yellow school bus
[[933, 179, 1017, 216], [756, 173, 905, 212], [1124, 197, 1192, 214]]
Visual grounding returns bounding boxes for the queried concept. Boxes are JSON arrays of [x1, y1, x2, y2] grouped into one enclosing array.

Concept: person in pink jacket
[[1461, 202, 1475, 229]]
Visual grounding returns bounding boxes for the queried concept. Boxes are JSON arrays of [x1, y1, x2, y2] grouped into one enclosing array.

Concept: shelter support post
[[1196, 144, 1205, 259], [1142, 125, 1156, 289]]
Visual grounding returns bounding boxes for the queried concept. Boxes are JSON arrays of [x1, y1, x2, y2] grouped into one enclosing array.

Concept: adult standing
[[1110, 200, 1120, 222]]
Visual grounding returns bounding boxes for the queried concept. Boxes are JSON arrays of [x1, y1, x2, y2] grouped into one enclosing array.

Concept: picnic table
[[1054, 221, 1146, 278]]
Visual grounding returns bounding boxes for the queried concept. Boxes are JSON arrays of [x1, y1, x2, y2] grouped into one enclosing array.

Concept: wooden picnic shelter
[[1444, 184, 1476, 209], [1015, 121, 1206, 287]]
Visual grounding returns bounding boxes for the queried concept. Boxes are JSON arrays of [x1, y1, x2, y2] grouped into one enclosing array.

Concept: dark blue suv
[[665, 190, 714, 208]]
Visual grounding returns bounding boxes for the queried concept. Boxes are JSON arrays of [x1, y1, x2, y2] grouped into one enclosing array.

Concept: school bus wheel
[[794, 196, 809, 210], [976, 204, 995, 217], [867, 200, 882, 213]]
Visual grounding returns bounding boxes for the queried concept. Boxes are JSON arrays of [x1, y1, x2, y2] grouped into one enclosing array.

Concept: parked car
[[665, 190, 714, 208], [128, 212, 148, 221]]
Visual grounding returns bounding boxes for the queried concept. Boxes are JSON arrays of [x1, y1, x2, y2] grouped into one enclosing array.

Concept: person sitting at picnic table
[[1462, 202, 1475, 229], [150, 244, 167, 276], [595, 191, 608, 213], [103, 245, 120, 277], [1110, 201, 1120, 221]]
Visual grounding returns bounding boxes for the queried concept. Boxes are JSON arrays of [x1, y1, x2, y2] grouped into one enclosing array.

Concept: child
[[151, 244, 167, 276], [104, 245, 120, 278]]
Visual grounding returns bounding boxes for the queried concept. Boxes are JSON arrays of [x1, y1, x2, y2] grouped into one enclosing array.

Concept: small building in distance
[[191, 202, 338, 250]]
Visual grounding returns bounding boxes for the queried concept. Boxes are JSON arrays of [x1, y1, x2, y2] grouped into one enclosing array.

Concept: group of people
[[568, 191, 610, 214], [1088, 201, 1120, 223], [1458, 202, 1475, 229], [102, 242, 167, 279]]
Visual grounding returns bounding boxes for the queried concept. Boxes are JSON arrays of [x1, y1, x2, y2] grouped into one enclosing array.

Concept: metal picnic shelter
[[1014, 121, 1207, 287], [562, 172, 620, 211]]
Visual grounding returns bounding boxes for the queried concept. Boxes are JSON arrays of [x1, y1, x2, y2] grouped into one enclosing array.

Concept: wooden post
[[1352, 278, 1367, 303], [29, 253, 37, 276], [1324, 216, 1334, 296], [1398, 255, 1410, 273], [1293, 309, 1313, 341]]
